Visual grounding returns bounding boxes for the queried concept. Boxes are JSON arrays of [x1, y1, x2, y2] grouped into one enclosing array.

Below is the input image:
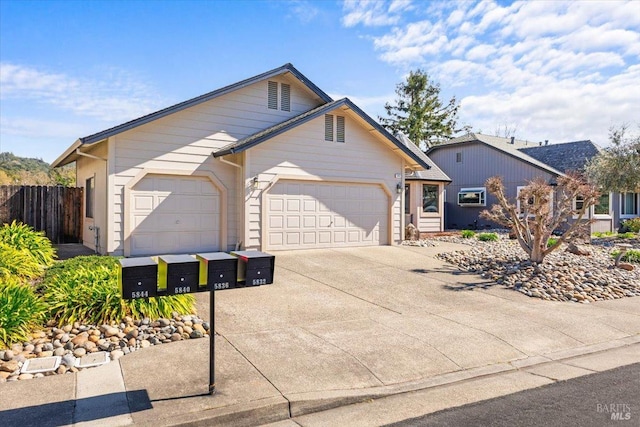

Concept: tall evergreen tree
[[586, 125, 640, 193], [379, 70, 462, 147]]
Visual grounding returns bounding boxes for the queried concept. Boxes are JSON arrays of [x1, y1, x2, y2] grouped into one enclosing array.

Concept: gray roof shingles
[[519, 140, 601, 173]]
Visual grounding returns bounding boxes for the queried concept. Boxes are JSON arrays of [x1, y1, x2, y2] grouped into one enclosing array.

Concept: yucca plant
[[42, 255, 195, 325], [0, 220, 56, 267], [0, 277, 46, 348], [0, 243, 44, 280]]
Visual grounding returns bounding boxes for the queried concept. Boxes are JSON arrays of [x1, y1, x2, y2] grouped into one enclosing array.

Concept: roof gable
[[80, 63, 332, 146], [214, 98, 444, 174], [428, 133, 564, 176]]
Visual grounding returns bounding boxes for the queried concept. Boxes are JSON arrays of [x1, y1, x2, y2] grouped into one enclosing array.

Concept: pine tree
[[379, 70, 463, 147]]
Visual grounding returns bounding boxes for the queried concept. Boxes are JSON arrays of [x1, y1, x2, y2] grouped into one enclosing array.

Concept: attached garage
[[129, 174, 222, 256], [265, 180, 389, 250]]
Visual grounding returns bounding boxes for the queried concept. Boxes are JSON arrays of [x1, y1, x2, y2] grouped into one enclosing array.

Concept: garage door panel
[[266, 181, 388, 250], [130, 175, 220, 256]]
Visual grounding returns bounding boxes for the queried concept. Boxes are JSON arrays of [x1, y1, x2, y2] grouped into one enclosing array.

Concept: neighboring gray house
[[426, 133, 635, 232]]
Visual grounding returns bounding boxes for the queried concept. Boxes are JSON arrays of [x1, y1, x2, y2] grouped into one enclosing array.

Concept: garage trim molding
[[260, 174, 393, 250], [123, 168, 228, 257]]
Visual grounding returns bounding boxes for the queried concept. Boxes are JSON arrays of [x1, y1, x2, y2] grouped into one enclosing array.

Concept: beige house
[[53, 64, 450, 256]]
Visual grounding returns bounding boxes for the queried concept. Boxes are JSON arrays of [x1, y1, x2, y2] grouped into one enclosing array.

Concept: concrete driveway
[[9, 244, 637, 427], [152, 243, 638, 421]]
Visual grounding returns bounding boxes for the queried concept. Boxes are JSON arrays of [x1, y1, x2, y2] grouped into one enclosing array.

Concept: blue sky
[[1, 0, 639, 163]]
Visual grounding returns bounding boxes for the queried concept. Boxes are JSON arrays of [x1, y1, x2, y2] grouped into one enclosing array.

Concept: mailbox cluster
[[119, 251, 275, 300]]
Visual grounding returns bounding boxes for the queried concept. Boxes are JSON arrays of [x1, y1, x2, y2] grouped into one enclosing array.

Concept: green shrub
[[612, 249, 640, 264], [547, 237, 559, 248], [477, 232, 499, 242], [42, 256, 195, 325], [461, 230, 476, 238], [0, 277, 46, 349], [617, 232, 636, 239], [0, 243, 44, 280], [0, 221, 56, 267], [621, 218, 640, 233]]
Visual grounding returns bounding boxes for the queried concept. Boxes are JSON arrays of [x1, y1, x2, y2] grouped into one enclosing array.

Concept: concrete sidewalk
[[1, 243, 639, 426]]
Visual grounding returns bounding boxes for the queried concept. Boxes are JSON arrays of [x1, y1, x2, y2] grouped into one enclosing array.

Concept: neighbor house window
[[594, 193, 611, 216], [324, 114, 345, 142], [423, 184, 439, 213], [517, 186, 553, 216], [620, 192, 639, 216], [458, 187, 486, 206], [456, 152, 463, 163], [85, 177, 95, 219]]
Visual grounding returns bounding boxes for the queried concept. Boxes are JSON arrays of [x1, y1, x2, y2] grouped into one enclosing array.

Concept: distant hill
[[0, 152, 75, 186]]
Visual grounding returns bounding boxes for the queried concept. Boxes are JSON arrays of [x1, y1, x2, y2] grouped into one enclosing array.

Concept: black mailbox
[[158, 255, 199, 295], [196, 252, 238, 291], [230, 250, 275, 286], [118, 257, 158, 300]]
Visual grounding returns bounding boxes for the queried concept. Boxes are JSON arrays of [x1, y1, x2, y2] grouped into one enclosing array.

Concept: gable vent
[[325, 114, 334, 141], [268, 81, 278, 110], [336, 116, 345, 143], [281, 83, 290, 112]]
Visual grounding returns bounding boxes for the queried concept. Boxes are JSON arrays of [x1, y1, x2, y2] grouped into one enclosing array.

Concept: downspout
[[217, 155, 241, 170], [76, 148, 107, 254]]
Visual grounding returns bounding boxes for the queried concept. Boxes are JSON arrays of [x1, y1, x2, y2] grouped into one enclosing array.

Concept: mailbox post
[[119, 250, 272, 396]]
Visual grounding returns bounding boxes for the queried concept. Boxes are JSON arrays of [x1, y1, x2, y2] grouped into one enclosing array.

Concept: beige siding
[[246, 112, 404, 249], [406, 181, 445, 233], [109, 77, 322, 255], [76, 143, 108, 253]]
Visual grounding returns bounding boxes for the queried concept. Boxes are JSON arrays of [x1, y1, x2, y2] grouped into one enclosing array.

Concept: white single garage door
[[130, 175, 220, 256], [266, 181, 388, 250]]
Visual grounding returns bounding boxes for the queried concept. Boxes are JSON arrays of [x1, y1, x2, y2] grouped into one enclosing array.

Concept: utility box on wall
[[158, 255, 200, 295], [230, 251, 275, 286], [196, 252, 238, 291], [118, 257, 158, 300]]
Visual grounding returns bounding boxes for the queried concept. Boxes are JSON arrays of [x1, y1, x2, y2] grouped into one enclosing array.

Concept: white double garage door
[[130, 175, 388, 255], [265, 180, 389, 250]]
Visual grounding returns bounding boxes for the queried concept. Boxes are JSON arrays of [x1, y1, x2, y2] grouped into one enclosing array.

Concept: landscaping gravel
[[433, 232, 640, 303], [0, 313, 210, 382]]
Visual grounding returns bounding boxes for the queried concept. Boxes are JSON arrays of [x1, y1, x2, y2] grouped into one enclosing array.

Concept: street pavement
[[1, 243, 639, 426]]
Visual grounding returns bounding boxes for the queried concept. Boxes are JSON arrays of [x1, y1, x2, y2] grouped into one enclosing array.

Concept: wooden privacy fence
[[0, 186, 83, 243]]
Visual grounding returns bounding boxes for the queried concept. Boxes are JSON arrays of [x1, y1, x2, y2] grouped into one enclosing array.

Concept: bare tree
[[480, 173, 599, 263], [494, 124, 518, 139]]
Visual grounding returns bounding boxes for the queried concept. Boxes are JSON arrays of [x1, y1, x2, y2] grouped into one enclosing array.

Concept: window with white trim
[[517, 186, 554, 216], [85, 176, 95, 219], [423, 184, 439, 213], [324, 114, 345, 142], [594, 193, 611, 216], [458, 187, 486, 206], [620, 192, 639, 217], [268, 81, 290, 111]]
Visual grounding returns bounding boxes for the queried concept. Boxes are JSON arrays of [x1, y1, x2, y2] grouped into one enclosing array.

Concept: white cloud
[[285, 0, 320, 23], [343, 0, 640, 145], [342, 0, 411, 27], [0, 63, 163, 123]]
